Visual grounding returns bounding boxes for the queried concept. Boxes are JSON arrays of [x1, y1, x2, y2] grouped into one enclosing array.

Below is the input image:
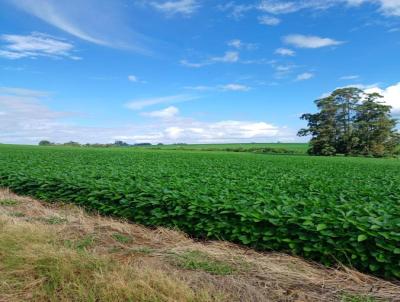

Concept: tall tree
[[299, 88, 399, 157], [331, 88, 363, 154], [298, 96, 338, 155], [353, 93, 399, 156]]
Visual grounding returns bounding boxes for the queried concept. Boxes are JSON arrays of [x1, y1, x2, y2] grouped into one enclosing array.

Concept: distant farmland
[[148, 143, 309, 154], [0, 144, 399, 278]]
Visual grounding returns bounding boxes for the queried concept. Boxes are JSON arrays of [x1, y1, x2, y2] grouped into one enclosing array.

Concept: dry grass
[[0, 188, 399, 302]]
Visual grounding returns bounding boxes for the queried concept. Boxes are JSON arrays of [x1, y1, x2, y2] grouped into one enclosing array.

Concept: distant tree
[[38, 140, 53, 146], [134, 143, 152, 146], [299, 87, 399, 157], [114, 140, 129, 147], [63, 141, 81, 147]]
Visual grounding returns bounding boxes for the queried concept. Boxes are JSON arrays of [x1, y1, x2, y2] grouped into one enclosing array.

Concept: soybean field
[[0, 144, 399, 278]]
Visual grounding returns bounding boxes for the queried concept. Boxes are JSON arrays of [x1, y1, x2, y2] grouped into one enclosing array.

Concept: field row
[[0, 145, 399, 278]]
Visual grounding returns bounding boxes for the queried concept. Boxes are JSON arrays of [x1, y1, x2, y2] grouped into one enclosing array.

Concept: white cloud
[[181, 51, 240, 68], [0, 32, 79, 60], [141, 106, 179, 119], [211, 51, 239, 63], [179, 59, 208, 68], [127, 75, 146, 83], [350, 0, 400, 17], [340, 75, 360, 80], [228, 39, 242, 49], [258, 1, 299, 14], [283, 34, 344, 48], [258, 15, 281, 25], [219, 84, 251, 91], [296, 72, 314, 81], [9, 0, 108, 45], [184, 84, 251, 92], [275, 47, 295, 56], [150, 0, 200, 16], [217, 3, 254, 19], [8, 0, 151, 52], [227, 39, 257, 50], [125, 94, 197, 110], [219, 0, 400, 20], [378, 0, 400, 17], [273, 64, 296, 79], [0, 87, 50, 98], [364, 82, 400, 115], [0, 86, 297, 144], [128, 75, 138, 82], [184, 85, 215, 91]]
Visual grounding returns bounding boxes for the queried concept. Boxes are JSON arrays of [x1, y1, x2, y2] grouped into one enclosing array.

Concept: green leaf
[[357, 234, 368, 242], [316, 224, 327, 231]]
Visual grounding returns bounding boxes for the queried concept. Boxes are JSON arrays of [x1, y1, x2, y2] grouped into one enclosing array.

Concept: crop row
[[0, 145, 399, 278]]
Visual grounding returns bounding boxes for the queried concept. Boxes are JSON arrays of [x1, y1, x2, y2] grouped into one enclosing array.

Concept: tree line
[[298, 87, 400, 157], [38, 140, 155, 147]]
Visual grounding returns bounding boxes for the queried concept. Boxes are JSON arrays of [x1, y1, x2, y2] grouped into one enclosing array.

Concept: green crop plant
[[0, 144, 399, 278]]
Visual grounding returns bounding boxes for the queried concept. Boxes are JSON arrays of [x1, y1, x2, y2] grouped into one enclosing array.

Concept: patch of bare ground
[[0, 188, 399, 302]]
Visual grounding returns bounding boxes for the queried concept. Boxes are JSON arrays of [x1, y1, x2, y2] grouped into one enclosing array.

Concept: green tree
[[299, 87, 399, 157], [38, 140, 53, 146], [353, 93, 399, 156], [331, 88, 363, 154], [298, 96, 338, 155]]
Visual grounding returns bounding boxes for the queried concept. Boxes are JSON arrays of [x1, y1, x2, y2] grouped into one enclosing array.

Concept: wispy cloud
[[273, 64, 297, 79], [283, 34, 344, 48], [125, 94, 198, 110], [219, 84, 251, 91], [275, 47, 295, 56], [128, 75, 146, 83], [258, 15, 281, 25], [211, 51, 239, 63], [296, 72, 315, 81], [227, 39, 258, 50], [0, 32, 80, 60], [180, 51, 239, 68], [8, 0, 152, 52], [150, 0, 200, 16], [0, 87, 50, 98], [141, 106, 179, 119], [340, 75, 360, 80], [184, 83, 251, 92], [217, 3, 253, 19]]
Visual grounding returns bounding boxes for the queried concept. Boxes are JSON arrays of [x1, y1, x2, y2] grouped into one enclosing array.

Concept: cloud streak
[[7, 0, 153, 53], [283, 34, 344, 48], [0, 32, 80, 60], [125, 94, 198, 110], [150, 0, 200, 16]]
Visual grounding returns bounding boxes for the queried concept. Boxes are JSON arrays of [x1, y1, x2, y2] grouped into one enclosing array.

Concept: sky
[[0, 0, 399, 145]]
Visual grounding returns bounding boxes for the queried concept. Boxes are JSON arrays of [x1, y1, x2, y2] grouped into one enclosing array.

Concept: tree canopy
[[298, 88, 399, 157]]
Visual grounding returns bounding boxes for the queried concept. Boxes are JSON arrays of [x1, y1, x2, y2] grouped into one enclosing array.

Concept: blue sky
[[0, 0, 399, 144]]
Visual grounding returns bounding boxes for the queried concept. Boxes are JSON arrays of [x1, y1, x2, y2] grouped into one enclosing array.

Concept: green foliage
[[148, 143, 309, 154], [0, 145, 400, 278], [38, 140, 54, 146], [299, 88, 399, 157]]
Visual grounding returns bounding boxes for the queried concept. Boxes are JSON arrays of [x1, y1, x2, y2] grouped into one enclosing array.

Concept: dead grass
[[0, 188, 399, 302]]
